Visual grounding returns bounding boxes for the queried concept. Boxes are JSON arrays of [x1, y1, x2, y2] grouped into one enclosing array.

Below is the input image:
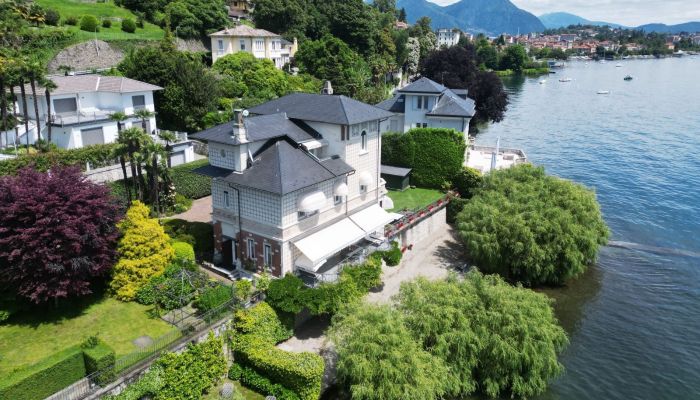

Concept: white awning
[[298, 191, 326, 213], [359, 171, 374, 186], [293, 218, 366, 270], [349, 204, 402, 234], [301, 139, 327, 151], [334, 182, 349, 196]]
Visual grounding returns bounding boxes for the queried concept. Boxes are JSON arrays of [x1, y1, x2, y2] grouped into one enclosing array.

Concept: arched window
[[361, 130, 367, 151]]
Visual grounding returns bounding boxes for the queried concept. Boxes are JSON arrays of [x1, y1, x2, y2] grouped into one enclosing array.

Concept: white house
[[436, 28, 462, 48], [190, 84, 400, 283], [210, 25, 298, 68], [376, 77, 475, 136], [15, 74, 161, 149]]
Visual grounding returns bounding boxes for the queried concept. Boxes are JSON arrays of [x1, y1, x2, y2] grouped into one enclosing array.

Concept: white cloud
[[424, 0, 700, 26]]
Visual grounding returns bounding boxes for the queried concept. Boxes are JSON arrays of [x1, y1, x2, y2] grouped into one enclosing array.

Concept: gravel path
[[168, 196, 212, 223]]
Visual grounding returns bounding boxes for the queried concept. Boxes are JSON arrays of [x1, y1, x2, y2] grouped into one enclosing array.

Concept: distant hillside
[[637, 22, 700, 33], [539, 12, 625, 29], [397, 0, 545, 35]]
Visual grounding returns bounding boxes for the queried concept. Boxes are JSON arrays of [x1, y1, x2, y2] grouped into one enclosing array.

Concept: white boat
[[597, 90, 610, 94], [616, 63, 623, 67], [539, 79, 547, 84], [559, 78, 572, 82]]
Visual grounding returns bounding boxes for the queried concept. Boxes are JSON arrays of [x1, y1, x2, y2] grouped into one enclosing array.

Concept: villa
[[11, 74, 161, 149], [226, 0, 253, 21], [191, 83, 401, 284], [210, 25, 298, 68], [376, 77, 475, 136], [436, 28, 462, 48]]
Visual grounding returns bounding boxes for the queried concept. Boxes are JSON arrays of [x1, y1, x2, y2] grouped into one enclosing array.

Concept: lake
[[476, 57, 700, 400]]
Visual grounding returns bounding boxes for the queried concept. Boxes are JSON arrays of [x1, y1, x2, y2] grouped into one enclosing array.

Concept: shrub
[[456, 164, 610, 286], [266, 274, 307, 314], [103, 366, 164, 400], [452, 167, 482, 199], [80, 15, 99, 32], [0, 309, 10, 323], [195, 284, 233, 312], [0, 143, 119, 177], [446, 197, 469, 224], [64, 15, 78, 25], [111, 201, 175, 301], [172, 241, 195, 261], [0, 346, 86, 400], [83, 340, 116, 384], [156, 333, 227, 399], [0, 167, 121, 303], [44, 8, 60, 26], [172, 193, 193, 214], [233, 302, 293, 344], [102, 19, 112, 28], [380, 242, 402, 266], [135, 259, 208, 311], [230, 363, 300, 400], [234, 279, 252, 302], [121, 18, 136, 33], [162, 218, 214, 259], [255, 272, 272, 293], [170, 159, 213, 199]]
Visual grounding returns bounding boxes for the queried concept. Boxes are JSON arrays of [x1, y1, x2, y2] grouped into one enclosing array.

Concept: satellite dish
[[242, 110, 249, 117]]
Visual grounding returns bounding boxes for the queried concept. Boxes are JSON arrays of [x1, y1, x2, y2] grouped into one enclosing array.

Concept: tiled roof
[[190, 113, 316, 145], [247, 93, 395, 126], [381, 165, 412, 177], [25, 75, 162, 95], [398, 77, 448, 94], [222, 140, 354, 195], [209, 25, 279, 38], [375, 94, 405, 113], [427, 89, 475, 118]]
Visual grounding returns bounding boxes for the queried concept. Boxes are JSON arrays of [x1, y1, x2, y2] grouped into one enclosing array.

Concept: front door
[[222, 238, 233, 268]]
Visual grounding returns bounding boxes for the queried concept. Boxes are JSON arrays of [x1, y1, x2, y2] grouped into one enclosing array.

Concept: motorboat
[[559, 78, 572, 82], [597, 90, 611, 94], [624, 75, 633, 81], [539, 79, 547, 84], [616, 63, 623, 67]]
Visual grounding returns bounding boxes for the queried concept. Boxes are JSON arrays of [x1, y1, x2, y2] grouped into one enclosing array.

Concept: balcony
[[295, 239, 388, 287], [47, 109, 116, 127]]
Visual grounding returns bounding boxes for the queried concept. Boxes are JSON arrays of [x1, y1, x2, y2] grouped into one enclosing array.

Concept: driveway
[[168, 196, 212, 223]]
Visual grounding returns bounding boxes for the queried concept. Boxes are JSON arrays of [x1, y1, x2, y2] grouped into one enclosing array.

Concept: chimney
[[321, 81, 334, 95], [231, 109, 247, 142]]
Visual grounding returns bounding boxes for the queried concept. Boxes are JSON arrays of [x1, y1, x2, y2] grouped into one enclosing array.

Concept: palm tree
[[42, 77, 57, 143], [143, 140, 166, 214], [158, 130, 177, 168], [111, 141, 132, 204], [17, 60, 30, 149], [118, 127, 149, 201], [27, 58, 43, 144], [0, 56, 8, 149], [133, 108, 155, 133], [108, 111, 128, 133]]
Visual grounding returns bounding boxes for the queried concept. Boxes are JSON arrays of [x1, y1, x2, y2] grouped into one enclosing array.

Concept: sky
[[426, 0, 700, 26]]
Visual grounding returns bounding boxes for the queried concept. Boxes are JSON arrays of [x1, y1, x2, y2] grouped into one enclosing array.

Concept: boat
[[624, 75, 633, 81], [539, 79, 547, 84], [559, 78, 572, 82], [616, 63, 623, 67], [597, 90, 610, 95]]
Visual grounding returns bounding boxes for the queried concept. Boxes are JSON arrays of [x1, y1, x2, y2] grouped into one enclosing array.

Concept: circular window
[[220, 149, 226, 158]]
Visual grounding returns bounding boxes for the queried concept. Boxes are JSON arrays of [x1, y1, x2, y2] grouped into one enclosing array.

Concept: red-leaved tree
[[0, 166, 122, 304]]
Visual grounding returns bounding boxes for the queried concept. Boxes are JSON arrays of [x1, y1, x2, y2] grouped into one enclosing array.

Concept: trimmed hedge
[[83, 340, 116, 384], [170, 159, 212, 199], [162, 218, 214, 259], [172, 241, 196, 261], [233, 301, 293, 343], [0, 345, 86, 400], [0, 143, 119, 176], [381, 128, 466, 188], [229, 363, 300, 400], [80, 15, 99, 32]]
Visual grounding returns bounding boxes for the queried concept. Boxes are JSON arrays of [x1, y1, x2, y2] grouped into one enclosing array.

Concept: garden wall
[[394, 207, 447, 249]]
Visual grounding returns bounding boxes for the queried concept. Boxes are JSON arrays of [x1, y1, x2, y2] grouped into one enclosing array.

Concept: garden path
[[168, 196, 212, 223]]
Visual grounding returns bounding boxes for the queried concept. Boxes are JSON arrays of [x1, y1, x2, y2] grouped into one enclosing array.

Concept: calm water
[[477, 57, 700, 400]]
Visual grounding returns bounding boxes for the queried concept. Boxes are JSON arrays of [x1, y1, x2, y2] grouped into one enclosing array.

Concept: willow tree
[[395, 273, 569, 399], [457, 164, 609, 286]]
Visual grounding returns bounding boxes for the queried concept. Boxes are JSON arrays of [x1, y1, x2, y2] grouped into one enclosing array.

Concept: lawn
[[387, 187, 445, 212], [0, 296, 174, 375], [35, 0, 164, 41], [203, 378, 266, 400]]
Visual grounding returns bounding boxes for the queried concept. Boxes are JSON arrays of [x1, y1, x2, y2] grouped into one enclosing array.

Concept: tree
[[420, 44, 508, 123], [499, 44, 529, 72], [329, 303, 448, 400], [398, 7, 407, 22], [0, 166, 121, 304], [134, 108, 155, 133], [251, 0, 309, 40], [110, 201, 174, 301], [158, 130, 177, 168], [395, 272, 569, 398], [27, 58, 43, 142], [42, 77, 57, 142], [164, 0, 229, 39], [117, 127, 148, 201], [456, 164, 610, 286]]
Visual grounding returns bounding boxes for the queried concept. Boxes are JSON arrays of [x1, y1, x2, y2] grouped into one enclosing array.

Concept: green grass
[[0, 296, 174, 375], [203, 378, 266, 400], [387, 188, 444, 212], [35, 0, 164, 41]]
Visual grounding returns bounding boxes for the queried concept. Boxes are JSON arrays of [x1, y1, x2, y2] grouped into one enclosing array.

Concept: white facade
[[436, 28, 462, 48], [210, 26, 297, 68], [380, 92, 471, 135]]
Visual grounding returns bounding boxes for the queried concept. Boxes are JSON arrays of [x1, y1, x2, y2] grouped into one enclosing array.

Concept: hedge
[[172, 241, 196, 261], [0, 345, 87, 400], [83, 340, 116, 384], [229, 363, 300, 400], [103, 366, 164, 400], [381, 128, 466, 188], [0, 143, 119, 176], [194, 284, 234, 313], [170, 159, 212, 199], [233, 301, 293, 343], [162, 218, 214, 259]]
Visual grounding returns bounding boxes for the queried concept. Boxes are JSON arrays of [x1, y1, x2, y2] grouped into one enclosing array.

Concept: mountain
[[637, 22, 700, 33], [539, 12, 625, 29], [397, 0, 545, 35]]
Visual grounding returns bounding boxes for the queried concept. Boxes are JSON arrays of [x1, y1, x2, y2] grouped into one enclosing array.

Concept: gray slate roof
[[381, 165, 412, 177], [427, 90, 475, 118], [248, 93, 394, 125], [398, 77, 448, 94], [221, 140, 354, 195], [375, 95, 405, 113], [25, 75, 162, 95], [210, 25, 279, 38], [190, 113, 316, 145]]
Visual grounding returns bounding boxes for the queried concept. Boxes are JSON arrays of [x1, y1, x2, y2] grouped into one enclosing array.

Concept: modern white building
[[209, 25, 298, 68], [191, 85, 401, 283], [376, 77, 475, 136], [436, 28, 462, 48], [14, 74, 161, 149]]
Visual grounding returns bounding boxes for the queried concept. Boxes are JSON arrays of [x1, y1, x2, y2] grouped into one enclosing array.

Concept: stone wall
[[48, 40, 124, 73]]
